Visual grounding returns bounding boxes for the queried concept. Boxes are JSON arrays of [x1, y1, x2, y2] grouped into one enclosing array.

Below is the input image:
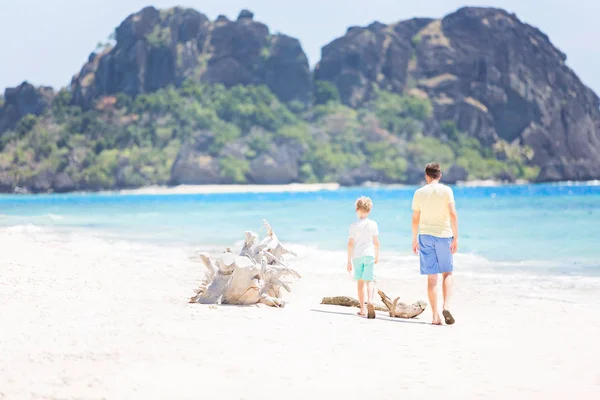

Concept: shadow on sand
[[310, 308, 434, 326]]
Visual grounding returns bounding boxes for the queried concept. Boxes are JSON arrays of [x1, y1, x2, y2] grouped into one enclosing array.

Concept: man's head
[[355, 196, 373, 218], [425, 162, 442, 183]]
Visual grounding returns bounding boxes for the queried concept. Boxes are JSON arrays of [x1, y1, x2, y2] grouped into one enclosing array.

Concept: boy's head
[[355, 196, 373, 218], [425, 162, 442, 183]]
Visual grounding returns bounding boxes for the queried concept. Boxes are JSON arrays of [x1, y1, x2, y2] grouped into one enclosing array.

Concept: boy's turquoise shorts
[[352, 256, 375, 281]]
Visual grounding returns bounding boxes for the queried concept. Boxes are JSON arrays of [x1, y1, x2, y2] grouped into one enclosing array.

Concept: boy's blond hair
[[355, 196, 373, 212]]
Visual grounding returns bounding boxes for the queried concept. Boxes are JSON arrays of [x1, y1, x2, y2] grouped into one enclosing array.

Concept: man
[[411, 162, 459, 325]]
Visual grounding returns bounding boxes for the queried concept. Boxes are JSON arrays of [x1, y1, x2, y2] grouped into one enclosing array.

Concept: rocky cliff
[[0, 82, 54, 134], [1, 6, 599, 193], [70, 7, 311, 108], [314, 7, 600, 181]]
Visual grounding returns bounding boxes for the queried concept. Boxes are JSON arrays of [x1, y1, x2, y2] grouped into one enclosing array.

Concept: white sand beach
[[1, 227, 599, 399]]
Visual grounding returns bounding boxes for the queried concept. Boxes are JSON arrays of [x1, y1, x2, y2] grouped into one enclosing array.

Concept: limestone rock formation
[[0, 82, 54, 134], [2, 6, 600, 190], [314, 7, 600, 182], [315, 18, 432, 108], [248, 141, 305, 184], [444, 164, 469, 184], [70, 7, 311, 108], [170, 133, 307, 185], [170, 144, 230, 185]]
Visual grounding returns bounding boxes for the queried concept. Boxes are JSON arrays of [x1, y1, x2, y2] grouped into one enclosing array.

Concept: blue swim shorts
[[419, 234, 453, 275], [352, 256, 375, 281]]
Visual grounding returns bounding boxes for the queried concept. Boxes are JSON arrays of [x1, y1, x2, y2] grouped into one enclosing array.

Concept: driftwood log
[[321, 296, 388, 312], [321, 289, 427, 319], [189, 220, 300, 307]]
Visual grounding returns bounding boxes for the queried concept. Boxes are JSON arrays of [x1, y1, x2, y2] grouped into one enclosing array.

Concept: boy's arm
[[347, 239, 355, 272], [372, 221, 380, 263]]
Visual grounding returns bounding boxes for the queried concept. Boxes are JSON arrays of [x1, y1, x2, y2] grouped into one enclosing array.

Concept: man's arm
[[411, 210, 420, 254], [373, 235, 380, 263], [448, 202, 459, 253], [411, 192, 420, 254], [347, 238, 355, 272]]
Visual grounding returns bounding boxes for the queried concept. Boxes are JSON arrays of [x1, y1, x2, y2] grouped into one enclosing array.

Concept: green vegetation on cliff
[[0, 81, 537, 192]]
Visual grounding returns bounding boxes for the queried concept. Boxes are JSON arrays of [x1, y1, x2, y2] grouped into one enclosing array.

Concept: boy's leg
[[366, 281, 374, 303], [362, 256, 376, 304], [366, 281, 376, 319], [360, 257, 376, 319], [353, 258, 365, 314], [427, 274, 441, 325], [357, 280, 366, 315]]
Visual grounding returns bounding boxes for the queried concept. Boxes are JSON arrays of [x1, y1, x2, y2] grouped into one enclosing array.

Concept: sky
[[1, 0, 599, 94]]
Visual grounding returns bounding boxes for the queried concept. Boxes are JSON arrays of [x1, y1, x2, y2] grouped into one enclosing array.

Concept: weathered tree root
[[377, 289, 427, 318], [321, 290, 427, 319], [188, 220, 299, 307]]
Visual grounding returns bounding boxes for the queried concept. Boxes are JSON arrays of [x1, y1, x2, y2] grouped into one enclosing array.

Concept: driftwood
[[320, 290, 427, 319], [189, 220, 300, 307], [321, 296, 388, 312], [377, 290, 427, 318]]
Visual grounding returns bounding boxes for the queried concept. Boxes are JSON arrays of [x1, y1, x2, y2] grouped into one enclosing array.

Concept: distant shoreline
[[110, 180, 516, 195], [4, 179, 599, 196], [114, 183, 342, 195], [104, 179, 600, 195]]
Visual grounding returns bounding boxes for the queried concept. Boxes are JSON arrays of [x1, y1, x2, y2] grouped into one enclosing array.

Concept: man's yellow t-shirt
[[412, 183, 455, 238]]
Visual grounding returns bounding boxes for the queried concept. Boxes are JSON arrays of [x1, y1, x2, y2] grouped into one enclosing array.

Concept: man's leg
[[436, 237, 455, 324], [427, 274, 441, 325], [442, 272, 453, 311], [419, 235, 441, 324], [357, 280, 366, 315]]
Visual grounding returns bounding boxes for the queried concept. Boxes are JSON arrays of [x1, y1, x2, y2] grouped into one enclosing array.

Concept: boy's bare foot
[[432, 314, 442, 325], [357, 310, 366, 316], [367, 303, 376, 319]]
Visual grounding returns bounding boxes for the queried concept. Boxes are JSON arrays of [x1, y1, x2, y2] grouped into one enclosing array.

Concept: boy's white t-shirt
[[348, 218, 379, 258]]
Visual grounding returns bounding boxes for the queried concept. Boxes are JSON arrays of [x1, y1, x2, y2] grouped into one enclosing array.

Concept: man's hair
[[425, 162, 442, 179], [355, 196, 373, 212]]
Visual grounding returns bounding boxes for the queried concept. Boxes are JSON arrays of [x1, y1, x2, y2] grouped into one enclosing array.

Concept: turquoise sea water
[[1, 183, 599, 275]]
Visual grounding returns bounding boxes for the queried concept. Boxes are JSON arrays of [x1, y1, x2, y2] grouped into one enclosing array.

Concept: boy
[[411, 162, 459, 325], [347, 196, 380, 319]]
